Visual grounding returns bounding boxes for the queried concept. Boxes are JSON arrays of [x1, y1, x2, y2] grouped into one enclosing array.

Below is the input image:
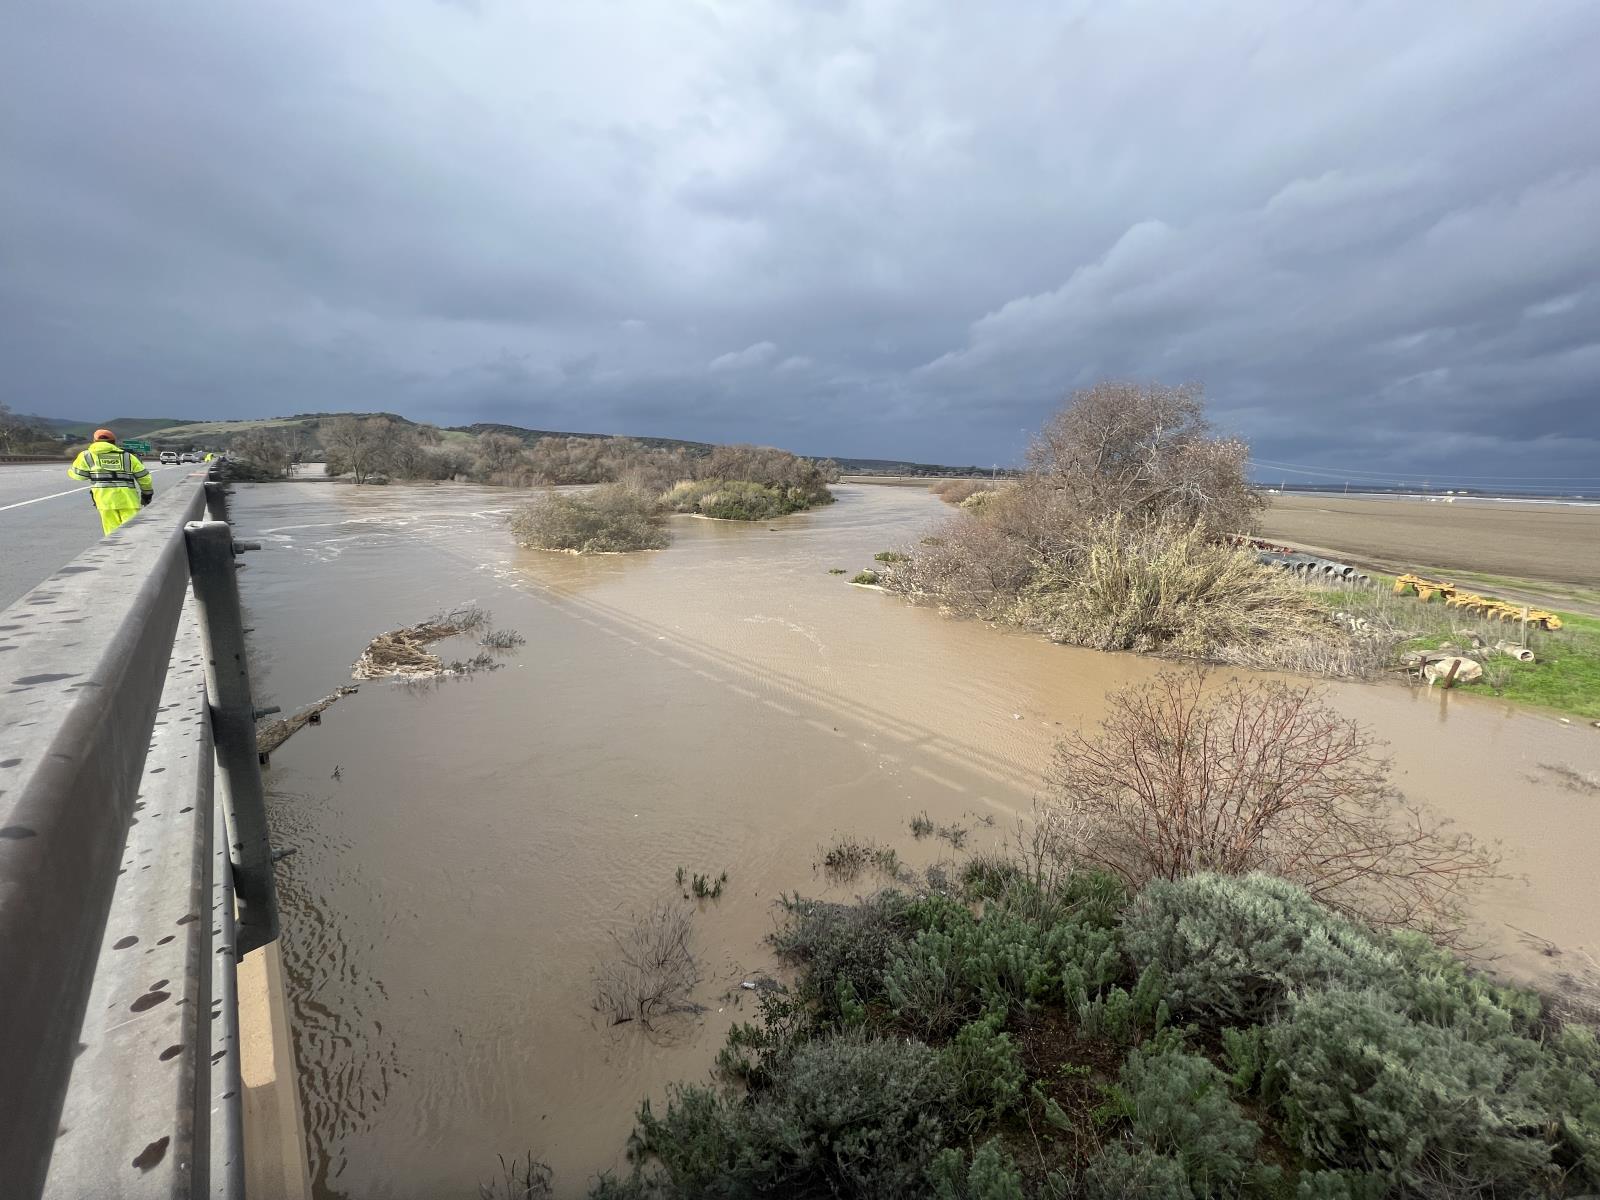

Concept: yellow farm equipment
[[1392, 574, 1562, 630]]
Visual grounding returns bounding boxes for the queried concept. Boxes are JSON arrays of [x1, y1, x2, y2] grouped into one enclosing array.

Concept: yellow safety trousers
[[68, 443, 153, 536]]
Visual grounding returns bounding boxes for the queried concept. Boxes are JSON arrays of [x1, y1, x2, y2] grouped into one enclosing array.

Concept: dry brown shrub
[[881, 513, 1033, 618], [1014, 515, 1342, 661], [1047, 669, 1498, 938], [593, 904, 699, 1029], [935, 479, 997, 506]]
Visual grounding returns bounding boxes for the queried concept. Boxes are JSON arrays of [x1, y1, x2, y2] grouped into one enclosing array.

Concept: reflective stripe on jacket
[[69, 444, 153, 493]]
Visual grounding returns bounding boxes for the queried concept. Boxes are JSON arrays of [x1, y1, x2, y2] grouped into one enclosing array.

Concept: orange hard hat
[[93, 428, 116, 442]]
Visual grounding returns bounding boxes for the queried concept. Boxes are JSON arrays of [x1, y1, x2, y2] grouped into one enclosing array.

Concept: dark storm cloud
[[3, 1, 1598, 481]]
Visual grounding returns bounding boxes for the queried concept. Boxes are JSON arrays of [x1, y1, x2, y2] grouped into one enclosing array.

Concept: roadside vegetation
[[573, 674, 1591, 1200]]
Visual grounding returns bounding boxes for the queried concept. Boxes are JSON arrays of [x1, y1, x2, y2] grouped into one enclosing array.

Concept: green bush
[[623, 1034, 958, 1198], [927, 1140, 1026, 1200], [772, 892, 916, 1020], [1536, 1025, 1600, 1187], [884, 925, 979, 1038], [1073, 965, 1169, 1046], [1083, 1144, 1197, 1200], [851, 569, 881, 585], [937, 1012, 1027, 1126], [596, 870, 1600, 1200], [1122, 873, 1396, 1026], [1108, 1044, 1265, 1196], [509, 484, 669, 553], [1383, 929, 1543, 1038], [883, 903, 1122, 1036], [959, 852, 1020, 900], [1293, 1169, 1387, 1200], [1262, 988, 1555, 1193], [662, 476, 830, 521]]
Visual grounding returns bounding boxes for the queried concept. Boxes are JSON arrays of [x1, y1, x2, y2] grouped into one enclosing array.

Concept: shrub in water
[[1122, 873, 1396, 1026], [510, 484, 669, 553], [884, 903, 1122, 1035]]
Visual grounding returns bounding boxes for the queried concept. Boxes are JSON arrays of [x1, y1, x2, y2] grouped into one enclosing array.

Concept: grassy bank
[[585, 865, 1600, 1199], [1311, 578, 1600, 719]]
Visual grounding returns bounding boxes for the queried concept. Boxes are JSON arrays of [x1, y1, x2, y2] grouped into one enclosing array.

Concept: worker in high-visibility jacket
[[68, 428, 154, 535]]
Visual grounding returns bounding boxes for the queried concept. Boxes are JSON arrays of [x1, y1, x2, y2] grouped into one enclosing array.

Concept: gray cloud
[[2, 0, 1597, 482]]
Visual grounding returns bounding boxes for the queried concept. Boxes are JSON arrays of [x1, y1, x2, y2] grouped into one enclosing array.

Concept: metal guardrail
[[0, 453, 73, 464], [0, 469, 279, 1197]]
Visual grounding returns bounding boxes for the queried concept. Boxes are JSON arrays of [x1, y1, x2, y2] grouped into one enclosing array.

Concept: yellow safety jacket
[[68, 441, 153, 536]]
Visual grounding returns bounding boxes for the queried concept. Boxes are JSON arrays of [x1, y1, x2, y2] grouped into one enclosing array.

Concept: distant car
[[179, 452, 200, 464], [159, 451, 178, 465]]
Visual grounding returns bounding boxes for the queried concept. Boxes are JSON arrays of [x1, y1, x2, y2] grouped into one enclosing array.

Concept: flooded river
[[234, 481, 1600, 1199]]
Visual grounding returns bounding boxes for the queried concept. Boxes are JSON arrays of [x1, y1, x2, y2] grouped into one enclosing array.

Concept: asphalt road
[[0, 461, 190, 611]]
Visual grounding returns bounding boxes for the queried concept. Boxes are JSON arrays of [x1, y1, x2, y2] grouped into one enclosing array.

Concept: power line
[[1248, 457, 1600, 484]]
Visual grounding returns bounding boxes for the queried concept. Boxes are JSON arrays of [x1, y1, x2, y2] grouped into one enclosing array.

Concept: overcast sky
[[4, 2, 1598, 482]]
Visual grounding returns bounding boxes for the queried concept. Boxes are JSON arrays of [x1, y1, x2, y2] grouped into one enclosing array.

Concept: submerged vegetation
[[662, 445, 838, 521], [352, 606, 523, 680], [507, 444, 839, 553], [510, 484, 670, 554]]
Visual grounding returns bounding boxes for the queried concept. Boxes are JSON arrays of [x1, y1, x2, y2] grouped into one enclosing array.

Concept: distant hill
[[26, 415, 201, 440], [24, 410, 997, 476], [455, 422, 717, 455]]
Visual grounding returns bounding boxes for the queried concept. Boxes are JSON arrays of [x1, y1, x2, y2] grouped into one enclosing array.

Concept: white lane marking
[[0, 464, 183, 514], [0, 486, 90, 513]]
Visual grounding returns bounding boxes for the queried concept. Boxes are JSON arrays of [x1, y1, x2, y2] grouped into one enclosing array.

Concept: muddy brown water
[[234, 481, 1600, 1200]]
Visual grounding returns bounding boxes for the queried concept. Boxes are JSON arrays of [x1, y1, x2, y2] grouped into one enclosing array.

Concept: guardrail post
[[185, 519, 280, 955], [204, 479, 230, 522]]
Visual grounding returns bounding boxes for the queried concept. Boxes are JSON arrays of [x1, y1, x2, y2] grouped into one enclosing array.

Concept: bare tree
[[475, 432, 531, 485], [234, 429, 292, 478], [1047, 669, 1499, 939], [1026, 381, 1264, 534], [323, 415, 390, 484]]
